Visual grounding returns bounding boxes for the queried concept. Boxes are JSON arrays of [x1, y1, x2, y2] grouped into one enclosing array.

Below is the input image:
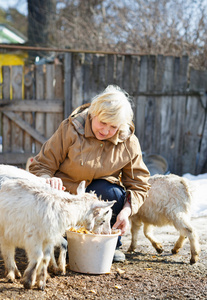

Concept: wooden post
[[2, 66, 11, 152], [11, 65, 23, 152], [64, 52, 72, 118], [35, 64, 45, 152]]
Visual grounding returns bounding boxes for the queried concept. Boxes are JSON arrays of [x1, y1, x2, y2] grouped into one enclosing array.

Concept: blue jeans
[[86, 179, 126, 248]]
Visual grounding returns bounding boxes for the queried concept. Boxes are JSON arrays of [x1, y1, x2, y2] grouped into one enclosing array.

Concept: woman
[[29, 85, 150, 262]]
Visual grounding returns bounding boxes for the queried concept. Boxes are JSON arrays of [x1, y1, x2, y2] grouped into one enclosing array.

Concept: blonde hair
[[88, 85, 134, 139]]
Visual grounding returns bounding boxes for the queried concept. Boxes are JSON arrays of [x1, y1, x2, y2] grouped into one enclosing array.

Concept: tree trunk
[[27, 0, 56, 61]]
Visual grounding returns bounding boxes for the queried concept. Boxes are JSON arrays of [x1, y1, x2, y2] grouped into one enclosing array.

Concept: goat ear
[[105, 200, 116, 208], [93, 200, 116, 215], [77, 180, 86, 195]]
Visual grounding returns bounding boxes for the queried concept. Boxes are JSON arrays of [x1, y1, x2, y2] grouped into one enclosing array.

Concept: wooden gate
[[0, 64, 64, 167]]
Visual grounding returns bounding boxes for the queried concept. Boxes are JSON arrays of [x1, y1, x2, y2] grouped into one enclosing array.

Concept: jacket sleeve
[[29, 119, 72, 177], [121, 136, 150, 216]]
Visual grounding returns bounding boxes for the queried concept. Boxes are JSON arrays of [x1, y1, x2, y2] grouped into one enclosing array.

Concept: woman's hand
[[112, 201, 131, 235], [45, 177, 66, 191]]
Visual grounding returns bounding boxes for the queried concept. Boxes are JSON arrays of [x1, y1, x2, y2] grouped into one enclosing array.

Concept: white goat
[[0, 166, 115, 290], [0, 164, 66, 275], [128, 174, 200, 264]]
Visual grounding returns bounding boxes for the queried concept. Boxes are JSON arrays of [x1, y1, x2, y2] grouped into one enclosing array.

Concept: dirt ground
[[0, 216, 206, 300]]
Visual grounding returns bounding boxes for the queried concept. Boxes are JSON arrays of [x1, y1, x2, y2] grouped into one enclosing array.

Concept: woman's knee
[[86, 179, 125, 201]]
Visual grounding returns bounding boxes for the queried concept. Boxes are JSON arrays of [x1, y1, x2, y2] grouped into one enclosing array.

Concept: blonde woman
[[29, 85, 150, 262]]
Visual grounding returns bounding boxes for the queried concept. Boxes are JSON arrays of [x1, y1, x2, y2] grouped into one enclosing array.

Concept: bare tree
[[53, 0, 207, 68], [3, 0, 206, 68], [27, 0, 56, 60]]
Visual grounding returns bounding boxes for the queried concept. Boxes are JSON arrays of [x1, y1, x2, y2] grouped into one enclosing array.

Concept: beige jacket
[[29, 104, 150, 215]]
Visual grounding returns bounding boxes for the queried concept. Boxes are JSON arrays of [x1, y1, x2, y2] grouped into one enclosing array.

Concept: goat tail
[[180, 177, 195, 200]]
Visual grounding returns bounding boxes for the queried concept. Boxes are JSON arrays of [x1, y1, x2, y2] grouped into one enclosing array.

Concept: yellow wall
[[0, 52, 28, 99], [0, 53, 27, 66]]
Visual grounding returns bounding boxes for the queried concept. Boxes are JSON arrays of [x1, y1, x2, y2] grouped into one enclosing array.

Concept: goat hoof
[[16, 273, 21, 279], [46, 273, 51, 281], [58, 270, 66, 276], [6, 276, 15, 283], [53, 267, 65, 276], [156, 248, 163, 254], [171, 248, 179, 255], [127, 246, 136, 253], [23, 282, 32, 289], [190, 255, 199, 264], [37, 282, 46, 291], [22, 279, 32, 289], [5, 272, 16, 283]]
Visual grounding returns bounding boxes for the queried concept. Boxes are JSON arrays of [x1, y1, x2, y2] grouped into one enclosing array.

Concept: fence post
[[64, 52, 72, 118]]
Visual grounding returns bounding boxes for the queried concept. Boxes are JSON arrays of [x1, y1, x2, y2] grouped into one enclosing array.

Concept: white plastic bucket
[[66, 229, 120, 274]]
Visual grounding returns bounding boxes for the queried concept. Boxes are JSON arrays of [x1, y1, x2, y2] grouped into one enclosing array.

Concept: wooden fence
[[0, 52, 207, 175]]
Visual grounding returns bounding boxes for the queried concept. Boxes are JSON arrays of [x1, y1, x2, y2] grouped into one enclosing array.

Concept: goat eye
[[104, 210, 109, 216]]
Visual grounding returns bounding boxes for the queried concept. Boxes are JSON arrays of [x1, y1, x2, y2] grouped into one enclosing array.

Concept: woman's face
[[91, 116, 119, 140]]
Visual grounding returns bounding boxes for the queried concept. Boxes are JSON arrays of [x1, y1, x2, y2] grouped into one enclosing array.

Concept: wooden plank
[[36, 65, 45, 99], [12, 65, 23, 100], [0, 100, 64, 112], [122, 55, 131, 93], [166, 96, 177, 173], [24, 66, 34, 100], [197, 112, 207, 173], [35, 64, 45, 152], [2, 66, 11, 152], [163, 56, 174, 92], [143, 96, 155, 153], [4, 111, 47, 145], [97, 55, 106, 92], [55, 64, 64, 100], [138, 56, 148, 92], [2, 66, 10, 100], [115, 55, 123, 87], [46, 64, 55, 100], [152, 96, 162, 154], [173, 56, 188, 92], [155, 55, 165, 91], [135, 95, 146, 147], [159, 96, 173, 165], [2, 115, 11, 152], [189, 69, 207, 92], [91, 54, 99, 95], [172, 96, 186, 175], [11, 66, 23, 152], [24, 65, 35, 152], [167, 96, 184, 174], [180, 56, 188, 91], [54, 64, 64, 130], [182, 96, 205, 174], [173, 57, 181, 91], [83, 53, 93, 102], [106, 54, 115, 85], [72, 54, 83, 111], [196, 94, 207, 173], [0, 152, 39, 165], [130, 56, 139, 96], [136, 56, 148, 152], [45, 64, 55, 139], [24, 112, 34, 152], [147, 55, 156, 92], [64, 52, 72, 118]]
